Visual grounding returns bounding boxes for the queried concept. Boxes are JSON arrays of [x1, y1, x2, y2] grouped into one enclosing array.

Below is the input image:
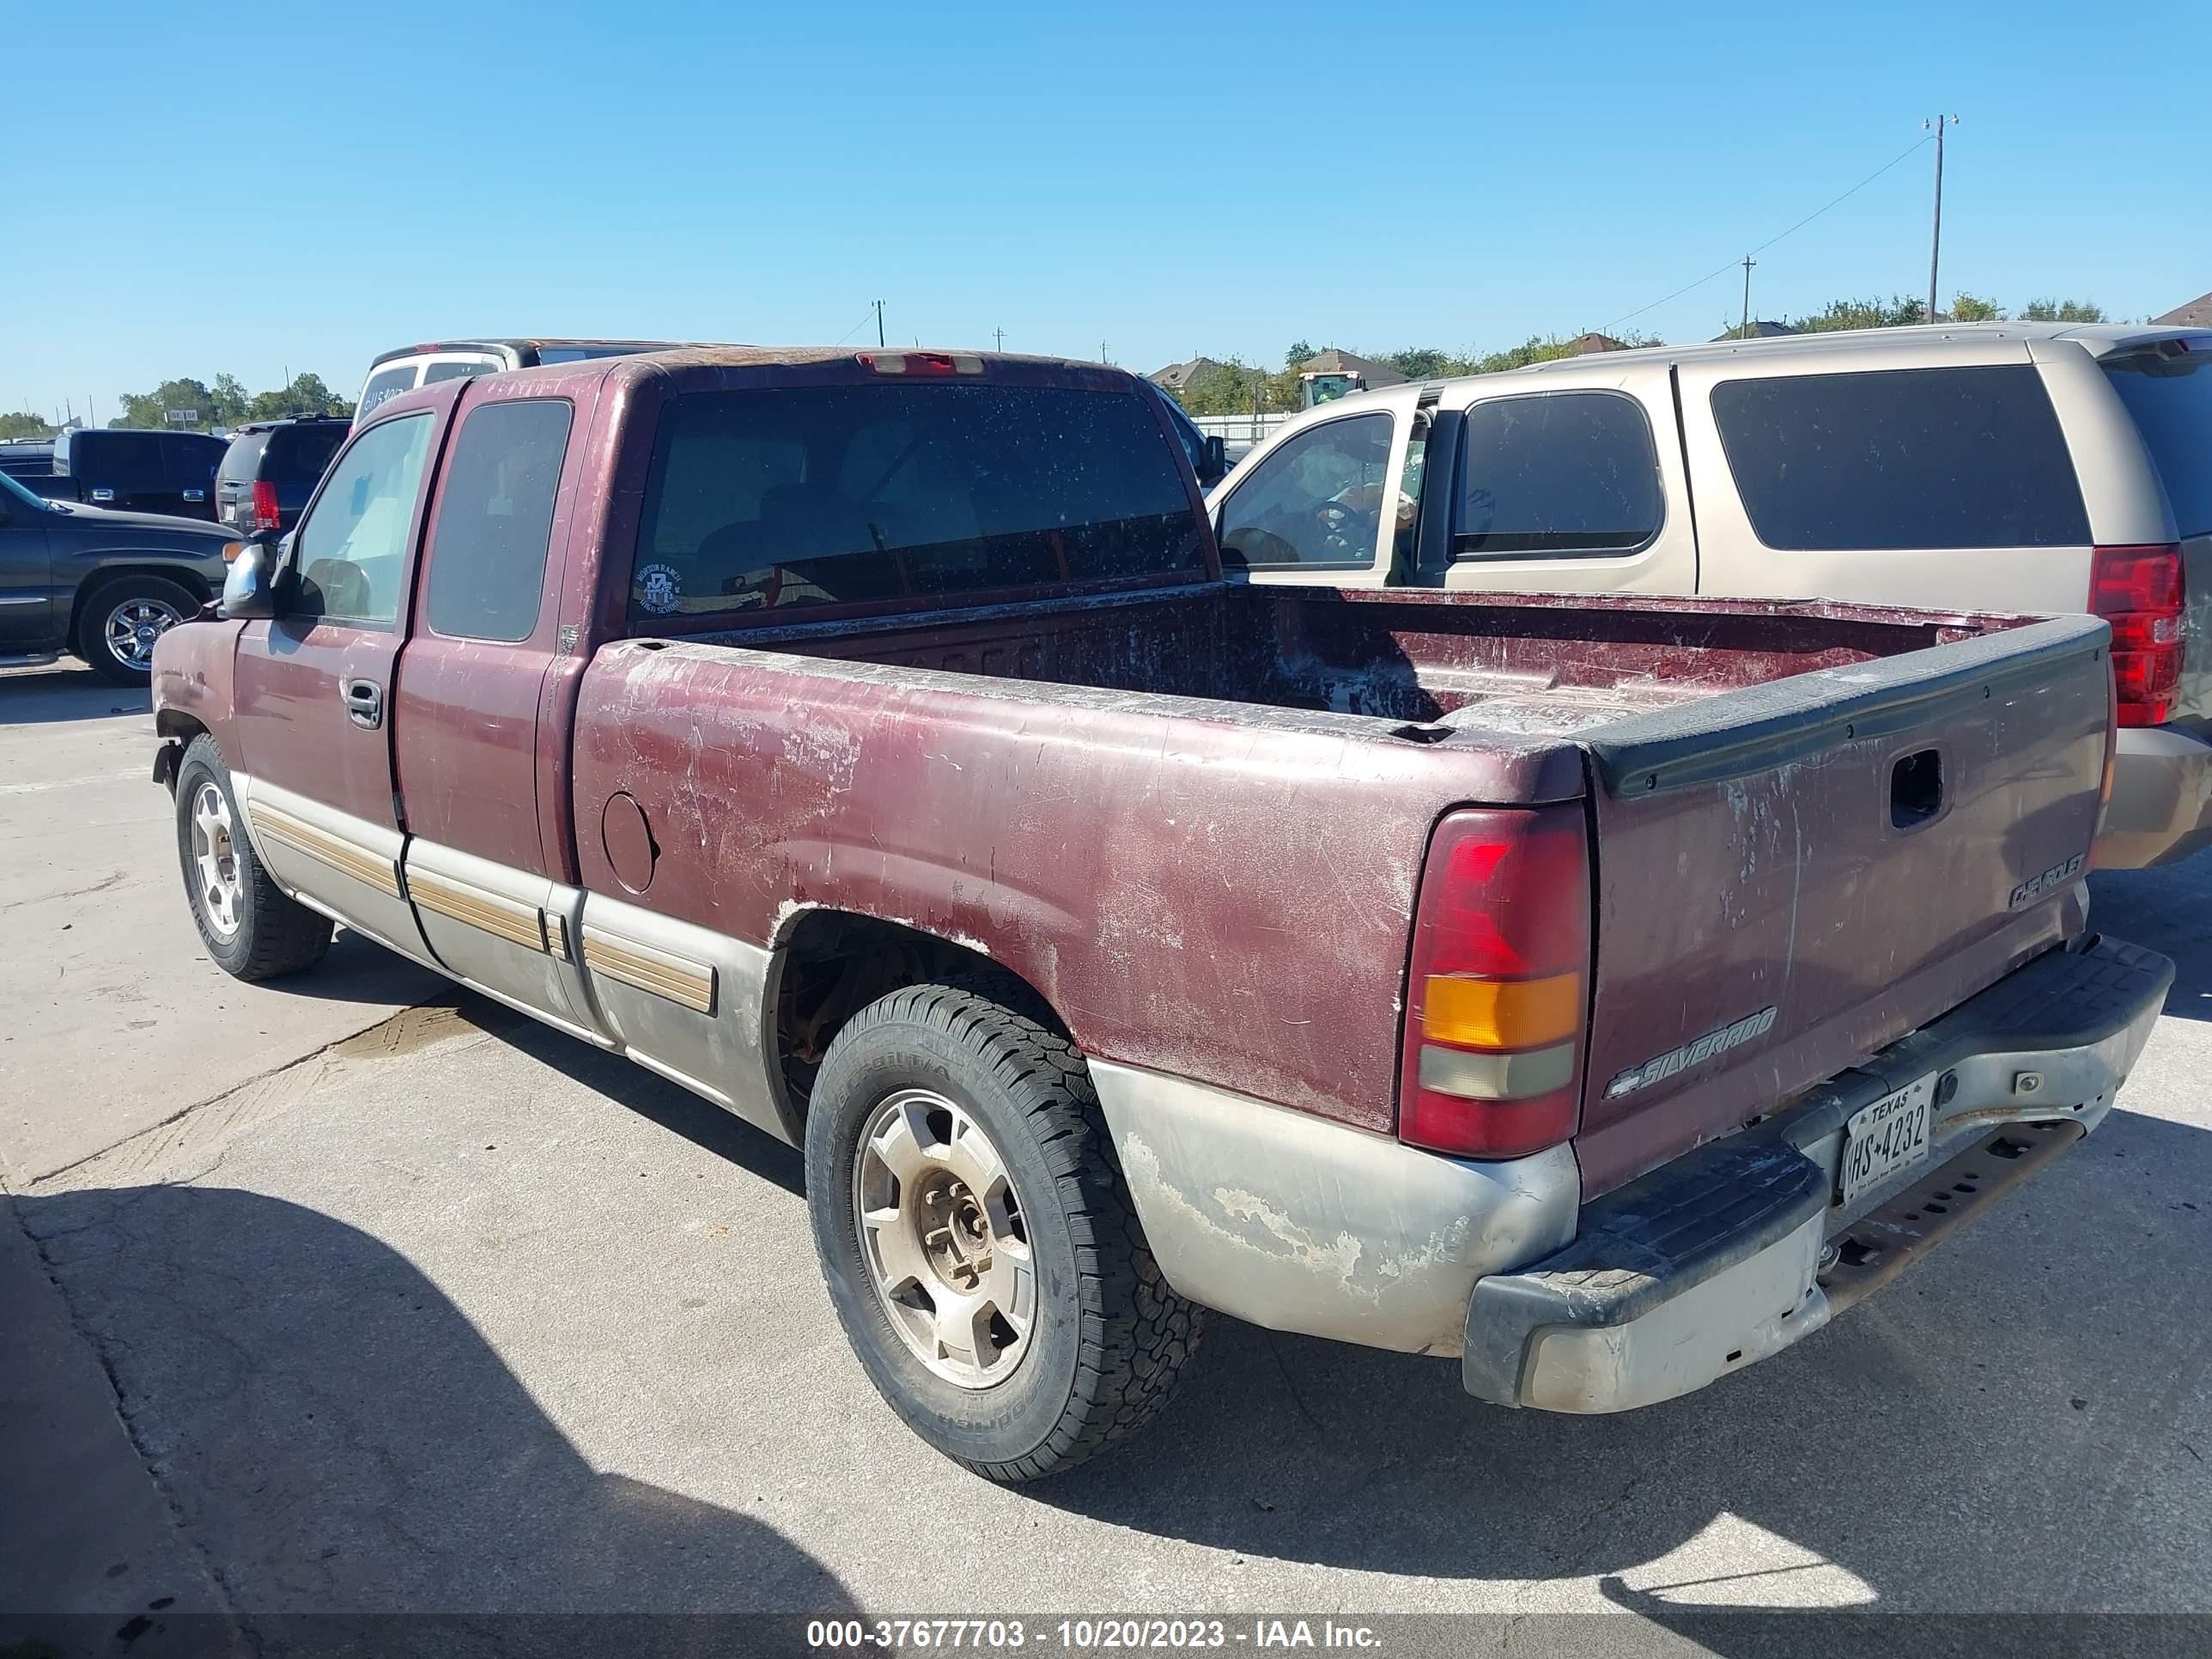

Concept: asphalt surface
[[3, 660, 2209, 1657]]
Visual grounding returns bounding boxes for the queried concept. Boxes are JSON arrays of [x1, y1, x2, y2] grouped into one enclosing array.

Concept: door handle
[[343, 678, 384, 729], [183, 488, 206, 501]]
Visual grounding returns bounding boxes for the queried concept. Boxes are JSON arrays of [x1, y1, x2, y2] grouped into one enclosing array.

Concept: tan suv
[[1212, 322, 2212, 868]]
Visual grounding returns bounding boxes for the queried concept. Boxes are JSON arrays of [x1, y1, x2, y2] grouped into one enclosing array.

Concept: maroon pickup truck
[[149, 346, 2170, 1480]]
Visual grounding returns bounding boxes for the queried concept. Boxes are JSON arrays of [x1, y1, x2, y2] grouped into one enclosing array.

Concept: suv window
[[88, 432, 162, 491], [1455, 392, 1663, 557], [1218, 412, 1394, 568], [357, 366, 419, 419], [289, 414, 434, 627], [161, 434, 222, 486], [260, 423, 348, 484], [219, 432, 270, 482], [2104, 350, 2212, 540], [630, 384, 1204, 623], [1711, 365, 2091, 550], [424, 400, 574, 641], [422, 360, 497, 385]]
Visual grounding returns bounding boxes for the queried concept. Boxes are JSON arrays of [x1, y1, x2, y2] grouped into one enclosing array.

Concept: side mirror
[[1200, 435, 1229, 487], [220, 531, 290, 620]]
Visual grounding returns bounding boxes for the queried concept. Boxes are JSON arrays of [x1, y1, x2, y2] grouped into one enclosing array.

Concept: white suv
[[1211, 322, 2212, 868]]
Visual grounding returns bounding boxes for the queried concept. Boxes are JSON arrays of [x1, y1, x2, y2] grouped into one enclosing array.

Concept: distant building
[[1148, 357, 1230, 392], [1710, 321, 1799, 342], [2154, 291, 2212, 329], [1566, 332, 1627, 355], [1290, 348, 1408, 386]]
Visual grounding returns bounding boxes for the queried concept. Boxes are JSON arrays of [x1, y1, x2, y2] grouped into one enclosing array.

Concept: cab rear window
[[2105, 350, 2212, 539], [1711, 365, 2090, 550], [629, 384, 1204, 623]]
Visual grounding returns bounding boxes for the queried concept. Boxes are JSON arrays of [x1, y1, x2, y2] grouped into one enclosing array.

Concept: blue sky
[[6, 0, 2209, 420]]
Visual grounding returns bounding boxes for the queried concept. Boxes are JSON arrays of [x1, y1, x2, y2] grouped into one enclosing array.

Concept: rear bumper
[[1462, 934, 2172, 1413], [2096, 725, 2212, 869]]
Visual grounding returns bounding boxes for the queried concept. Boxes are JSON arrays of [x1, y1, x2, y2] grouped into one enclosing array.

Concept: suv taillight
[[1398, 805, 1590, 1159], [250, 478, 281, 531], [2089, 544, 2185, 727]]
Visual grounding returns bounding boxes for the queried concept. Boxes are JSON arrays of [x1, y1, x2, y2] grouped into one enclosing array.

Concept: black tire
[[76, 573, 201, 684], [805, 980, 1202, 1482], [173, 734, 332, 981]]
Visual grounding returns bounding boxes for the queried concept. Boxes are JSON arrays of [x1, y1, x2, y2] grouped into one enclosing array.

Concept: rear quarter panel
[[568, 640, 1582, 1131]]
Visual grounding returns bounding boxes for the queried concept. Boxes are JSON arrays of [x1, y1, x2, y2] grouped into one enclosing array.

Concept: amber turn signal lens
[[1422, 971, 1581, 1051], [221, 541, 246, 563]]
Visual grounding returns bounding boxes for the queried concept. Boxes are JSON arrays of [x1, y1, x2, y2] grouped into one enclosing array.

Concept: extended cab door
[[0, 479, 53, 650], [388, 384, 610, 1043], [228, 392, 458, 963], [1425, 366, 1698, 595]]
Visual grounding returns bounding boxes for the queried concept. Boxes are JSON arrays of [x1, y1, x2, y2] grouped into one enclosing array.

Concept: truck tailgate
[[1571, 615, 2112, 1197]]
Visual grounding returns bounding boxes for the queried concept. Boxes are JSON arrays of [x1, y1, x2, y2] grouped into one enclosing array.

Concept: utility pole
[[1740, 256, 1756, 339], [872, 301, 885, 348], [993, 328, 1005, 352], [1925, 115, 1957, 322], [1099, 341, 1110, 366]]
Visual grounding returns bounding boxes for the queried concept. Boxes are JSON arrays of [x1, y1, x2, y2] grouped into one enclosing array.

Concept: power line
[[830, 308, 878, 347], [1603, 132, 1936, 332]]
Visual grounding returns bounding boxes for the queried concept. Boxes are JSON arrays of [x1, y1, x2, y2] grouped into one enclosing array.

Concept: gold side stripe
[[408, 871, 547, 953], [252, 807, 400, 898], [544, 912, 570, 961], [582, 931, 716, 1015]]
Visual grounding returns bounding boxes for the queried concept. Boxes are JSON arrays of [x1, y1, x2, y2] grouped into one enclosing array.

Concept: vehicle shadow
[[2089, 861, 2212, 1023], [8, 1184, 853, 1655], [0, 665, 149, 726], [1032, 1103, 2212, 1638]]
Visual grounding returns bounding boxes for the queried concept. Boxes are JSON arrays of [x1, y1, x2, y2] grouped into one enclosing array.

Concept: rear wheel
[[805, 980, 1202, 1482], [173, 735, 331, 981], [77, 574, 199, 684]]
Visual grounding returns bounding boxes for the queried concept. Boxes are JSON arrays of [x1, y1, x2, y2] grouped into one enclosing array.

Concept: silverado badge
[[1605, 1006, 1778, 1100]]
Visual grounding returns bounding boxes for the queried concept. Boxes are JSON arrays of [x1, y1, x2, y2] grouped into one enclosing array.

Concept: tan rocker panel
[[249, 802, 402, 897], [581, 927, 718, 1015], [405, 866, 549, 953]]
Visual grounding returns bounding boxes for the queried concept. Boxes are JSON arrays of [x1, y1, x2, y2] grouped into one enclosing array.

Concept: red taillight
[[250, 478, 281, 531], [856, 350, 983, 377], [2089, 544, 2185, 727], [1399, 805, 1591, 1160]]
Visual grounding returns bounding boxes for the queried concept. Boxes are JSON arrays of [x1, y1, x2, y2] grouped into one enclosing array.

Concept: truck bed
[[584, 583, 2105, 1196], [702, 582, 2014, 732]]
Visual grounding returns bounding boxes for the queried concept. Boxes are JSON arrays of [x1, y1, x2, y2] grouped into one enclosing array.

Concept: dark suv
[[47, 428, 229, 520], [214, 418, 349, 534]]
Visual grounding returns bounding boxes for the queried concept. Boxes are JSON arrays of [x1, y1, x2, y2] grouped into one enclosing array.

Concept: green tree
[[210, 374, 251, 426], [1176, 358, 1272, 416], [2022, 297, 2106, 322], [1948, 292, 2004, 321], [1282, 340, 1316, 368], [1383, 347, 1453, 380], [245, 372, 343, 421], [0, 411, 55, 440], [1791, 295, 1929, 333]]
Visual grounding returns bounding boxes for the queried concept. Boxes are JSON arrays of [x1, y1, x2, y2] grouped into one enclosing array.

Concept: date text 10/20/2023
[[806, 1619, 1383, 1650]]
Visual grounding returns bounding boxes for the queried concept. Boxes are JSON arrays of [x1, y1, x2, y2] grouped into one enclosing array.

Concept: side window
[[92, 433, 162, 492], [423, 399, 574, 641], [1217, 412, 1395, 568], [356, 366, 419, 419], [289, 414, 434, 629], [161, 434, 221, 487], [1711, 366, 2090, 550], [1455, 392, 1662, 558]]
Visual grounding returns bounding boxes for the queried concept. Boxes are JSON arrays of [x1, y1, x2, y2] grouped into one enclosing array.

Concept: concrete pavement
[[4, 665, 2209, 1656]]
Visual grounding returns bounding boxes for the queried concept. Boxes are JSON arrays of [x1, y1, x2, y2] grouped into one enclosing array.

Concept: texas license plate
[[1838, 1075, 1936, 1206]]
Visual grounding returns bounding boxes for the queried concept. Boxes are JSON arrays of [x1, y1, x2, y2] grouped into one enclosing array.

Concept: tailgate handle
[[1891, 749, 1943, 830]]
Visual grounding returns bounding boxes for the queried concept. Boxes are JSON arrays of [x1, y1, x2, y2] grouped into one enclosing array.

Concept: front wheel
[[173, 734, 332, 981], [805, 981, 1202, 1482], [77, 574, 199, 684]]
